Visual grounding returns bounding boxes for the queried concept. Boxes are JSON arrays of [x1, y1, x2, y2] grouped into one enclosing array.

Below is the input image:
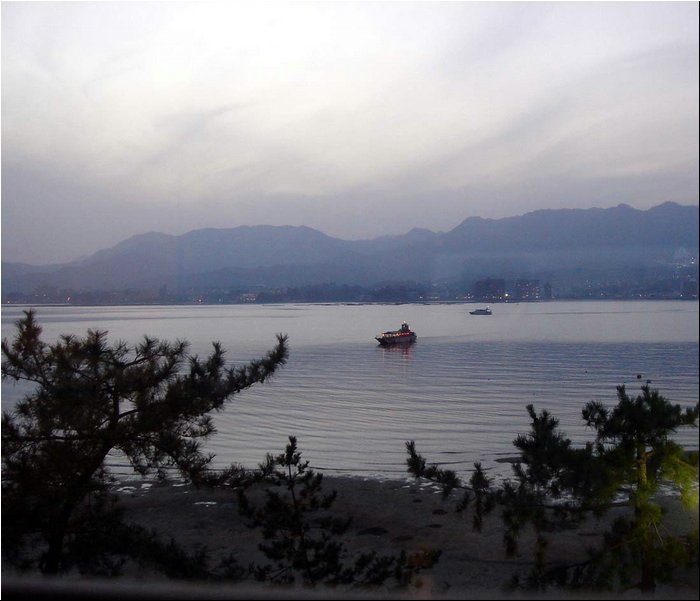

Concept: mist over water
[[2, 301, 698, 481]]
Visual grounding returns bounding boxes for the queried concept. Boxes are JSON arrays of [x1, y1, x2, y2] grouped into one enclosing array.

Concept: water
[[2, 301, 698, 482]]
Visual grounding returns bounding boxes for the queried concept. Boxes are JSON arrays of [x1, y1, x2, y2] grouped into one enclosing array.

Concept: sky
[[1, 1, 698, 265]]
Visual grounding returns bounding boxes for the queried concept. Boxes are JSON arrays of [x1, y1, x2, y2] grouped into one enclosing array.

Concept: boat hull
[[375, 334, 417, 346]]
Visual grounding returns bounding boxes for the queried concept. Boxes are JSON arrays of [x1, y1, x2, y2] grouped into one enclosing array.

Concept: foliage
[[64, 503, 212, 580], [1, 309, 288, 574], [239, 436, 440, 588], [572, 385, 699, 591], [406, 385, 699, 592]]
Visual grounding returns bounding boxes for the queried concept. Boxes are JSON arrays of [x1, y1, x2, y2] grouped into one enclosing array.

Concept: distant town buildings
[[472, 278, 506, 301], [681, 277, 698, 299], [5, 272, 699, 306], [514, 279, 541, 301], [470, 278, 553, 302]]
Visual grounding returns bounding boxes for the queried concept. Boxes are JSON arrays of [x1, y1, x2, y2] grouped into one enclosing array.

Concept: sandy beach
[[21, 474, 687, 600], [2, 473, 698, 599]]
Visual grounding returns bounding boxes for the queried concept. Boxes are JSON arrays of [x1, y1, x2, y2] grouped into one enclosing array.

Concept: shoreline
[[93, 475, 700, 597], [3, 299, 699, 308], [3, 474, 698, 598]]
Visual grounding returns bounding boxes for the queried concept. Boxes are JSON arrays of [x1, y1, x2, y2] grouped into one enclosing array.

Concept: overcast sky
[[2, 1, 698, 264]]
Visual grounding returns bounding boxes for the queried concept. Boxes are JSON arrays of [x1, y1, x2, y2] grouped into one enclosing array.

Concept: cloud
[[1, 1, 698, 263]]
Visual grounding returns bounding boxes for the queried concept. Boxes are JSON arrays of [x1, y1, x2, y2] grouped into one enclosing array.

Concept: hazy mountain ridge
[[440, 203, 699, 252], [3, 203, 698, 296]]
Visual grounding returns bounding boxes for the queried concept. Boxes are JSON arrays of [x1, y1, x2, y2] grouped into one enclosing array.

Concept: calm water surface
[[2, 301, 698, 481]]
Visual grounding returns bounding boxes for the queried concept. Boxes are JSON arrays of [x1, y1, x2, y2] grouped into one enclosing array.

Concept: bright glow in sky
[[2, 1, 698, 264]]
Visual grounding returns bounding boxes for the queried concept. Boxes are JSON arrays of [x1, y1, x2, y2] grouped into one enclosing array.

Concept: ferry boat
[[375, 321, 417, 346], [469, 306, 492, 315]]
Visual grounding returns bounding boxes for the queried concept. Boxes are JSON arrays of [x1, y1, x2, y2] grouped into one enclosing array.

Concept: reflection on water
[[378, 343, 414, 359], [2, 301, 698, 481]]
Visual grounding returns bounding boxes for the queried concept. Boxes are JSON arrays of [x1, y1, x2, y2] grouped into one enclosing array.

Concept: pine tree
[[577, 385, 699, 591], [406, 385, 699, 592], [1, 309, 288, 574], [239, 436, 440, 588]]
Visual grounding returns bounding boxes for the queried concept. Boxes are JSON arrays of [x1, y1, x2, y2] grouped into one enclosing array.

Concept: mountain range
[[3, 202, 698, 299]]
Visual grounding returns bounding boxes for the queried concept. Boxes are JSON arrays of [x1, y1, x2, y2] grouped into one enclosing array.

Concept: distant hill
[[441, 202, 698, 251], [3, 202, 698, 297]]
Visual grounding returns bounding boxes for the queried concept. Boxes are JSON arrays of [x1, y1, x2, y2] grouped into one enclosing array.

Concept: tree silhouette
[[407, 385, 698, 592], [1, 309, 288, 574], [576, 385, 699, 591], [239, 436, 440, 587]]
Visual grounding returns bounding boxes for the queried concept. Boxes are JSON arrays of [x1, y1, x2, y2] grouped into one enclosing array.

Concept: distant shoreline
[[3, 298, 700, 309]]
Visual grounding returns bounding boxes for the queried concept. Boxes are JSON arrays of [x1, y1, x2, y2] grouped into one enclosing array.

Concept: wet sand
[[107, 475, 699, 599]]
